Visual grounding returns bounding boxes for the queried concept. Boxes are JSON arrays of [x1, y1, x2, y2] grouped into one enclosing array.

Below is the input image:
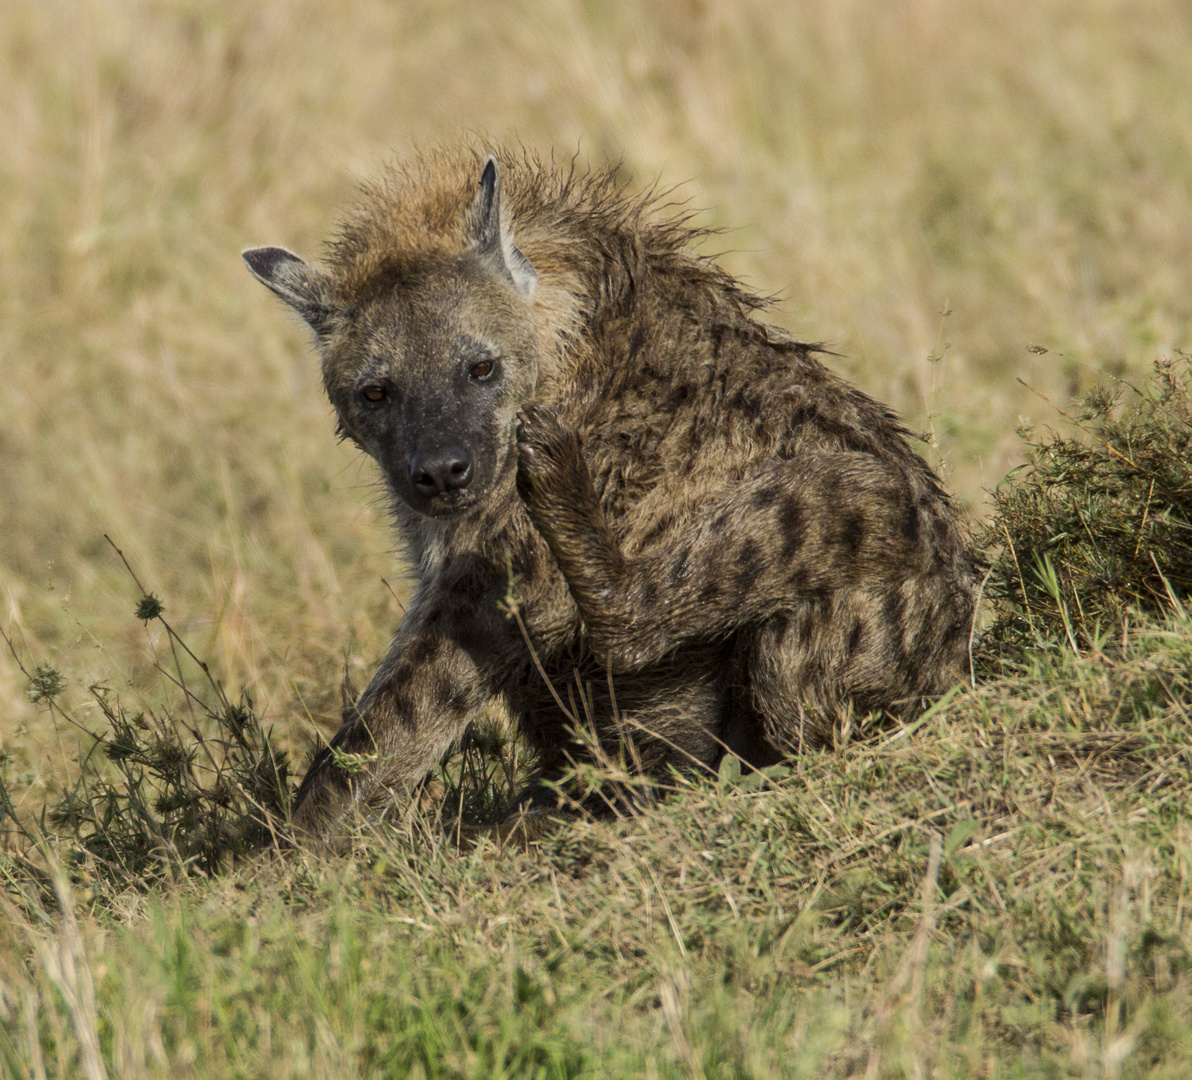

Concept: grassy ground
[[3, 0, 1192, 1075], [5, 606, 1192, 1078]]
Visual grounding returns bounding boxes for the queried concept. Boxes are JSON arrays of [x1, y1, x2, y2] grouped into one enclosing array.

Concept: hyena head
[[243, 158, 540, 519]]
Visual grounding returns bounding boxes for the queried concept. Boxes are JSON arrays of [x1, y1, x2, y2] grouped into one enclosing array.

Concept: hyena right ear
[[242, 246, 337, 339], [470, 158, 538, 299]]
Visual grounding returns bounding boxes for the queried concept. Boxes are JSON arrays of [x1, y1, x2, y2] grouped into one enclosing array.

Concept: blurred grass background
[[3, 0, 1191, 796]]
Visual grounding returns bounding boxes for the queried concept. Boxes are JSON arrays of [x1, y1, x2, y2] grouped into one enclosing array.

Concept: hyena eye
[[469, 359, 495, 381], [361, 384, 387, 403]]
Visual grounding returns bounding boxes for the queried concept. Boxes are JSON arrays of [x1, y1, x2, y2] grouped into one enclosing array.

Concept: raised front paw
[[515, 406, 584, 504], [516, 406, 625, 599]]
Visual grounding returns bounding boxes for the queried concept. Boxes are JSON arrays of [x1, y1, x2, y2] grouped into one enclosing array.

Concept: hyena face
[[324, 260, 541, 517], [243, 159, 541, 519]]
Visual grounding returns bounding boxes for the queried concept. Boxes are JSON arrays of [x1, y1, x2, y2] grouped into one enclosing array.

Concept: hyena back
[[243, 146, 977, 838]]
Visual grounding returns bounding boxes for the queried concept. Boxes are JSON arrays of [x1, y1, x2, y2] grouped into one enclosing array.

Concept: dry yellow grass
[[3, 0, 1191, 793]]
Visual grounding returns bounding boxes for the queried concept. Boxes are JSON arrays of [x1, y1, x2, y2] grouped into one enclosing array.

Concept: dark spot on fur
[[902, 648, 925, 692], [454, 622, 490, 657], [779, 498, 806, 561], [444, 556, 498, 604], [752, 487, 779, 509], [663, 381, 693, 410], [516, 556, 538, 585], [840, 512, 866, 555], [404, 636, 439, 668], [641, 579, 659, 606], [903, 499, 921, 547], [735, 392, 762, 420], [699, 579, 720, 603], [789, 404, 815, 429], [847, 620, 865, 656], [389, 687, 417, 725], [670, 548, 692, 583], [812, 414, 877, 456], [736, 540, 761, 592], [929, 512, 949, 552], [882, 593, 908, 672], [430, 672, 454, 709], [628, 327, 645, 360], [431, 673, 472, 718]]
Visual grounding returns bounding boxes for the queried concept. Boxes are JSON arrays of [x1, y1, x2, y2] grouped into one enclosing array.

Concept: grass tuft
[[979, 355, 1192, 660], [2, 599, 292, 912]]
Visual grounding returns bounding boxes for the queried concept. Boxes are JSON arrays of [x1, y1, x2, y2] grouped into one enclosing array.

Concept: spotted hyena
[[243, 145, 977, 838]]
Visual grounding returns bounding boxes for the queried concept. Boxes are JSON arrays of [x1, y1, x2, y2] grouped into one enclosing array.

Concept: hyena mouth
[[400, 486, 482, 519]]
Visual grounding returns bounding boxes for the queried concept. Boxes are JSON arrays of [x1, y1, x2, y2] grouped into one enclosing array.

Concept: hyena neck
[[388, 504, 451, 586], [392, 480, 529, 591]]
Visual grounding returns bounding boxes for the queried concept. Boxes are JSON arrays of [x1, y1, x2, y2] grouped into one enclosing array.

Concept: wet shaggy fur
[[243, 145, 977, 838]]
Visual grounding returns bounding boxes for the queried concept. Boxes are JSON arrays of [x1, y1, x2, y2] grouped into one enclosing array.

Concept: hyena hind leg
[[744, 584, 968, 754]]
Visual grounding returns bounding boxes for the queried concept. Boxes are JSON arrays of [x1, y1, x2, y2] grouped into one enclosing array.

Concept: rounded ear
[[469, 158, 537, 298], [242, 246, 338, 337]]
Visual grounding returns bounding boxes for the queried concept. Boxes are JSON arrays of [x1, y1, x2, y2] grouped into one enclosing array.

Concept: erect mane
[[322, 142, 767, 318]]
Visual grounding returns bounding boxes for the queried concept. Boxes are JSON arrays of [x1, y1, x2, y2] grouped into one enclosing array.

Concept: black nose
[[408, 447, 474, 496]]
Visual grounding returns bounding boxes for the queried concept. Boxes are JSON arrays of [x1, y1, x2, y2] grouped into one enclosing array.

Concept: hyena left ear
[[470, 157, 538, 299], [242, 246, 338, 340]]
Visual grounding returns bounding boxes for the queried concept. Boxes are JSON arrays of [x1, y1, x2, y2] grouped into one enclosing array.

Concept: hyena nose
[[408, 447, 474, 496]]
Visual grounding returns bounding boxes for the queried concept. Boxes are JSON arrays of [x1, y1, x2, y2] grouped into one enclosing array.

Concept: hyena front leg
[[291, 604, 514, 840], [516, 407, 954, 674]]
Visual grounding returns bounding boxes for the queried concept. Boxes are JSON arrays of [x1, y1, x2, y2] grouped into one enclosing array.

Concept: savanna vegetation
[[3, 0, 1192, 1075]]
